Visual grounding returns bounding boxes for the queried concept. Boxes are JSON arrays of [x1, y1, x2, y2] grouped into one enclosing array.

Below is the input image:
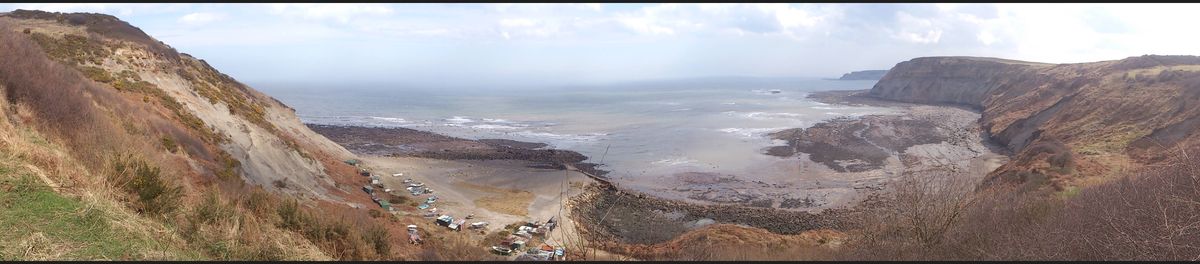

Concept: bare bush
[[839, 147, 1200, 261]]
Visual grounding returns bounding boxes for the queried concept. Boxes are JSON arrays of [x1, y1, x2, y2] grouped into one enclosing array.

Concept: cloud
[[266, 3, 393, 23], [892, 11, 943, 44], [178, 12, 224, 25], [16, 3, 1199, 86]]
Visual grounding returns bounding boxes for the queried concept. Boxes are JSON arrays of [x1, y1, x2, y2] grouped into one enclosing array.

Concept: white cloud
[[614, 16, 676, 36], [892, 11, 943, 44], [499, 18, 538, 27], [976, 31, 996, 45], [179, 12, 224, 25], [18, 3, 1200, 84], [266, 3, 392, 23], [12, 3, 117, 13]]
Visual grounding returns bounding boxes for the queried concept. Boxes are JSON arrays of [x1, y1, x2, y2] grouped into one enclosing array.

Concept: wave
[[811, 106, 846, 110], [651, 157, 698, 166], [717, 127, 790, 138], [470, 124, 524, 130], [369, 116, 408, 123], [445, 116, 473, 124], [299, 115, 417, 128], [720, 111, 806, 120], [514, 131, 607, 142], [725, 111, 806, 120]]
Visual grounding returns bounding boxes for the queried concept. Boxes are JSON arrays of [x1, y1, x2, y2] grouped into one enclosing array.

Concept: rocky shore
[[308, 90, 1008, 248], [565, 90, 1009, 245], [308, 124, 608, 176], [767, 90, 1008, 176], [569, 183, 859, 245]]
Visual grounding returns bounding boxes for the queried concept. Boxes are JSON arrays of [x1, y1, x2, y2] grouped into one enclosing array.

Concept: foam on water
[[268, 78, 888, 184]]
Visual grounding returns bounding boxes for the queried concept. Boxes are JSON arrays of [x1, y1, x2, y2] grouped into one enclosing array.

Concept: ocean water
[[257, 77, 892, 185]]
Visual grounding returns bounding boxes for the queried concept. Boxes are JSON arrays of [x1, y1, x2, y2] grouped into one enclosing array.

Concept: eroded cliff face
[[870, 55, 1200, 190], [0, 10, 359, 201]]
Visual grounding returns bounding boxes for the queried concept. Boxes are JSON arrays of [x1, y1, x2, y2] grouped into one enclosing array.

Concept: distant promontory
[[837, 70, 889, 80]]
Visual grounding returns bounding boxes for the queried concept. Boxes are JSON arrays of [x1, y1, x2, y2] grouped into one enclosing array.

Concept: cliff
[[870, 55, 1200, 190], [0, 10, 415, 260], [837, 70, 889, 80]]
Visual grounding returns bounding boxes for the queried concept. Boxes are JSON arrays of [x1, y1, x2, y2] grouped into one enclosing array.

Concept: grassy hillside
[[0, 10, 483, 260]]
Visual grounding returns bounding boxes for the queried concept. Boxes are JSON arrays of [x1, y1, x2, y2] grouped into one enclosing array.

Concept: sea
[[257, 77, 893, 185]]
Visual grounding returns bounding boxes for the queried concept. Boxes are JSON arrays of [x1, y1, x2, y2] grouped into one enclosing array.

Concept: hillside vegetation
[[872, 55, 1200, 191], [0, 10, 482, 260]]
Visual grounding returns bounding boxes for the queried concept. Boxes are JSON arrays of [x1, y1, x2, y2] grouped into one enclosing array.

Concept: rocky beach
[[305, 88, 1008, 249]]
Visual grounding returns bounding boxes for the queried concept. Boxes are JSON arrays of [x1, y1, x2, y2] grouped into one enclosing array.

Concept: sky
[[3, 3, 1199, 88]]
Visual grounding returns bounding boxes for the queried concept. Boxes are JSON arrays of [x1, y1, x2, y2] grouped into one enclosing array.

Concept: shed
[[436, 215, 453, 226], [362, 185, 374, 194]]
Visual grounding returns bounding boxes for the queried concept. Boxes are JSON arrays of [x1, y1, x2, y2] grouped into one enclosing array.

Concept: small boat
[[491, 246, 512, 255]]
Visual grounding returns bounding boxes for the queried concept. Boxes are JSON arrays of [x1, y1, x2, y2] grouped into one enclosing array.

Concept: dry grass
[[832, 146, 1200, 261], [0, 19, 344, 260]]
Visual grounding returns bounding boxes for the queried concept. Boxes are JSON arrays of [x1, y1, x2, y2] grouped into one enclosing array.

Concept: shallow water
[[257, 78, 892, 187]]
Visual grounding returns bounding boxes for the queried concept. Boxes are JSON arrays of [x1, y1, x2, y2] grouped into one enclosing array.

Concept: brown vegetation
[[833, 147, 1200, 260], [872, 55, 1200, 190], [0, 14, 429, 260]]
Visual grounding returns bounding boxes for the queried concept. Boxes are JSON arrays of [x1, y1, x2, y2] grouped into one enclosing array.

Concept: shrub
[[27, 32, 111, 65], [362, 224, 390, 257], [194, 191, 235, 225], [78, 65, 114, 83], [215, 150, 241, 181], [241, 188, 275, 219], [109, 154, 182, 217], [160, 135, 178, 153], [387, 195, 409, 205]]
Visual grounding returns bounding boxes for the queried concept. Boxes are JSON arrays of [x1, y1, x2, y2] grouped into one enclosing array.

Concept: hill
[[870, 55, 1200, 190], [0, 10, 475, 260], [837, 70, 889, 80]]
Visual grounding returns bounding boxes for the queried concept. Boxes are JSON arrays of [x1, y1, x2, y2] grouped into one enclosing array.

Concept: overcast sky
[[4, 3, 1199, 88]]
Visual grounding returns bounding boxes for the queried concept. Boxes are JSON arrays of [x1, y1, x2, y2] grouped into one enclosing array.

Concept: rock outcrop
[[869, 55, 1200, 189], [837, 70, 889, 80]]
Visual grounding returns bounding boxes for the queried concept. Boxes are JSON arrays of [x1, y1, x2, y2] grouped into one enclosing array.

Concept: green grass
[[0, 166, 194, 260]]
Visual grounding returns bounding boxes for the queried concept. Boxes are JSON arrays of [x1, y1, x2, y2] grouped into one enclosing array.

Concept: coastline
[[306, 89, 1008, 256]]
